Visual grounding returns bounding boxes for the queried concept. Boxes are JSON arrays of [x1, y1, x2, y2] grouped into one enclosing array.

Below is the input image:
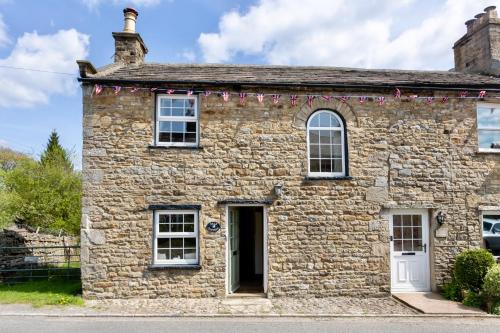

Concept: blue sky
[[0, 0, 497, 169]]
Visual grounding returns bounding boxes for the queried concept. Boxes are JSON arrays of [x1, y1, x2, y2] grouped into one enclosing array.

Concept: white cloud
[[0, 14, 10, 47], [198, 0, 499, 70], [0, 139, 8, 148], [0, 29, 89, 108], [82, 0, 163, 10], [180, 49, 196, 62]]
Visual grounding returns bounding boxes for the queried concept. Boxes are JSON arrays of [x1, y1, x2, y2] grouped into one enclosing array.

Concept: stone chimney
[[453, 6, 500, 75], [112, 8, 148, 65]]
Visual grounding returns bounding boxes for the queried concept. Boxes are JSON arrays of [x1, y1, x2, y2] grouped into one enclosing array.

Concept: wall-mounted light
[[436, 211, 446, 226], [274, 183, 284, 197]]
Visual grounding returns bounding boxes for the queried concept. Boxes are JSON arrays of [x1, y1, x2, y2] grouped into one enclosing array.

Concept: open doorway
[[228, 206, 264, 294]]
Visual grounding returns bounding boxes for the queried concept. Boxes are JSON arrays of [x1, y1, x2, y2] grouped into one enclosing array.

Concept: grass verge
[[0, 279, 83, 307]]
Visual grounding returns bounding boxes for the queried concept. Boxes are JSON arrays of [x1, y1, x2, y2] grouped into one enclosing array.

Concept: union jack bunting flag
[[338, 96, 350, 103], [272, 94, 281, 104], [358, 96, 368, 104], [478, 90, 487, 98], [256, 93, 265, 104], [187, 90, 194, 96], [321, 95, 332, 101], [290, 95, 299, 107], [203, 90, 212, 97], [426, 97, 434, 104], [166, 89, 175, 95], [130, 87, 139, 93], [92, 84, 103, 96], [394, 88, 401, 99], [441, 96, 449, 103], [150, 87, 158, 92], [113, 86, 121, 95], [459, 91, 468, 98], [409, 95, 418, 101], [239, 92, 247, 104], [306, 95, 315, 108], [377, 96, 385, 105], [222, 91, 230, 102]]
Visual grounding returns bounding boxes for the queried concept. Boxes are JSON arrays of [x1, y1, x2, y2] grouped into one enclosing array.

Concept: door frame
[[225, 204, 268, 295], [389, 208, 431, 292]]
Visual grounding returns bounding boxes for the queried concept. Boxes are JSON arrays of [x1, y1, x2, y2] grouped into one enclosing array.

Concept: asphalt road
[[1, 316, 500, 333]]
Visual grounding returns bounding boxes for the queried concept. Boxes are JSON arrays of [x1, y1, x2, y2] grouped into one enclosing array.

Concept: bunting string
[[90, 84, 495, 106]]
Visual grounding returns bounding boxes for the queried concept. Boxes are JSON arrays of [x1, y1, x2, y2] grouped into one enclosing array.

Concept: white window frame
[[477, 103, 500, 153], [480, 210, 500, 255], [155, 94, 199, 147], [153, 210, 199, 266], [306, 110, 346, 177]]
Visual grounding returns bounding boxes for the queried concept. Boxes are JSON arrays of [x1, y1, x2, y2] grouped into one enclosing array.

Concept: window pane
[[332, 131, 341, 144], [412, 215, 421, 226], [185, 108, 195, 117], [412, 227, 421, 239], [186, 122, 196, 132], [310, 159, 320, 172], [319, 113, 331, 127], [393, 215, 401, 226], [403, 227, 412, 239], [159, 108, 171, 116], [320, 145, 332, 158], [157, 249, 169, 260], [394, 240, 402, 251], [171, 249, 183, 260], [309, 130, 320, 143], [310, 144, 320, 158], [478, 130, 500, 149], [160, 99, 171, 108], [171, 238, 183, 248], [171, 108, 184, 116], [394, 227, 402, 239], [413, 240, 423, 251], [333, 159, 342, 172], [172, 99, 184, 108], [159, 132, 171, 142], [477, 107, 500, 129], [184, 238, 196, 248], [159, 224, 169, 232], [171, 214, 183, 223], [319, 130, 330, 144], [403, 240, 412, 251], [184, 223, 194, 232], [184, 214, 194, 223], [320, 159, 332, 173], [403, 215, 412, 226], [185, 132, 196, 143], [171, 122, 184, 133], [309, 114, 320, 127], [159, 214, 169, 224], [330, 115, 340, 127], [171, 224, 183, 232], [158, 238, 170, 248], [159, 121, 171, 132], [184, 248, 196, 259], [332, 145, 342, 158]]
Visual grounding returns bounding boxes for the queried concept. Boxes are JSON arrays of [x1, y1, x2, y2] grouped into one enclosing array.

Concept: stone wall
[[81, 84, 499, 299]]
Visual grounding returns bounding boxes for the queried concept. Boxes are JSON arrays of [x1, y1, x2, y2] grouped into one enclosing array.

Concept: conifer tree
[[40, 130, 73, 171]]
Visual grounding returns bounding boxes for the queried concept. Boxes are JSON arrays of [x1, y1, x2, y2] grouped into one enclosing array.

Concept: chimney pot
[[484, 6, 496, 13], [465, 19, 476, 33], [484, 6, 498, 18], [123, 7, 138, 33], [474, 13, 485, 19]]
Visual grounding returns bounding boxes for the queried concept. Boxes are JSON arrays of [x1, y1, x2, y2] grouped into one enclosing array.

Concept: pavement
[[393, 293, 486, 315], [1, 316, 500, 333]]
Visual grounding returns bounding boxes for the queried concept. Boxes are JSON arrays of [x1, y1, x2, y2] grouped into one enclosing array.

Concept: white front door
[[390, 209, 430, 292], [228, 207, 240, 293]]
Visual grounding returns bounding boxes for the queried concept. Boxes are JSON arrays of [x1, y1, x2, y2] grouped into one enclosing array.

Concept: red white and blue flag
[[377, 96, 385, 105], [256, 93, 265, 104], [239, 92, 247, 104], [92, 84, 103, 96], [478, 90, 487, 98], [272, 94, 281, 104], [290, 95, 299, 107], [307, 95, 315, 108], [394, 88, 401, 99], [113, 86, 121, 95], [222, 91, 230, 102], [358, 96, 368, 104]]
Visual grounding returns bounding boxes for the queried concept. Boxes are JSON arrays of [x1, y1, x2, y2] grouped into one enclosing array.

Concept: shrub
[[441, 277, 462, 302], [483, 264, 500, 299], [491, 301, 500, 316], [454, 249, 495, 292], [462, 290, 483, 308]]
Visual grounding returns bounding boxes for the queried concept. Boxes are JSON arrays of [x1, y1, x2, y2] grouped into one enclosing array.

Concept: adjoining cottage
[[77, 7, 500, 299]]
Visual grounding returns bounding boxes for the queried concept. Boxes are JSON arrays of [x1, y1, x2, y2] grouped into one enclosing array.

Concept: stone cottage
[[77, 7, 500, 299]]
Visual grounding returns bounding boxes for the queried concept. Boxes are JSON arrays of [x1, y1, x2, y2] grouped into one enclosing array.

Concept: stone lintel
[[148, 204, 202, 211], [217, 199, 273, 205]]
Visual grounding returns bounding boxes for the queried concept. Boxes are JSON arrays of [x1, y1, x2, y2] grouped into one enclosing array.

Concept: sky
[[0, 0, 498, 169]]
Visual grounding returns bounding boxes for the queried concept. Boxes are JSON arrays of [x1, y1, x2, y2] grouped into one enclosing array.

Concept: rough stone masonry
[[77, 7, 500, 299]]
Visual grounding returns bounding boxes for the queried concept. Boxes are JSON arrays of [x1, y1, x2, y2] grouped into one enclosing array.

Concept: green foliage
[[454, 249, 495, 292], [0, 132, 81, 235], [483, 264, 500, 299], [40, 130, 73, 171], [462, 290, 484, 308], [491, 301, 500, 316], [0, 279, 83, 307], [441, 277, 463, 302]]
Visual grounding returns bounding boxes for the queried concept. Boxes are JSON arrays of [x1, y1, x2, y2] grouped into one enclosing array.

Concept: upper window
[[153, 210, 199, 265], [477, 104, 500, 152], [156, 94, 198, 146], [307, 110, 346, 177]]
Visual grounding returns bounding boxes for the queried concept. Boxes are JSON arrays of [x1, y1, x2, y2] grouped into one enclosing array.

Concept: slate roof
[[81, 63, 500, 89]]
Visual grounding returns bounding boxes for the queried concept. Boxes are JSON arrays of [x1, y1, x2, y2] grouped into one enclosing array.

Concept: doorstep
[[392, 292, 486, 315]]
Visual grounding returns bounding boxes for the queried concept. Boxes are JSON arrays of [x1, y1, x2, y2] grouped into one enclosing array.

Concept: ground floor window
[[482, 211, 500, 256], [153, 210, 199, 265]]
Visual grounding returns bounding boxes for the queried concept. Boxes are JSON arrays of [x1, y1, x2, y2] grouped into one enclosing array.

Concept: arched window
[[307, 110, 346, 177]]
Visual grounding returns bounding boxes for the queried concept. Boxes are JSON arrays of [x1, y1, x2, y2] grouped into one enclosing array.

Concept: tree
[[40, 130, 74, 171]]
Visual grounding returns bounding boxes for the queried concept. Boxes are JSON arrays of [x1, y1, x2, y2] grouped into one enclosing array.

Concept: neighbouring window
[[153, 210, 199, 265], [477, 104, 500, 152], [482, 212, 500, 256], [307, 110, 346, 177], [156, 94, 198, 146]]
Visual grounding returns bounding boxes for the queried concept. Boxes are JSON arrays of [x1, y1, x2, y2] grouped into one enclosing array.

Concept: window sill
[[148, 145, 203, 150], [305, 176, 353, 181], [477, 149, 500, 154], [148, 264, 201, 270]]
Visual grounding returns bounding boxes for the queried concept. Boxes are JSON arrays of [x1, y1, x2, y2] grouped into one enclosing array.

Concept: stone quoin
[[77, 7, 500, 299]]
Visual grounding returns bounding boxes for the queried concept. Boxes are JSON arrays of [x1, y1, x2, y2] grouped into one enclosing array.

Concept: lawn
[[0, 279, 83, 307]]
